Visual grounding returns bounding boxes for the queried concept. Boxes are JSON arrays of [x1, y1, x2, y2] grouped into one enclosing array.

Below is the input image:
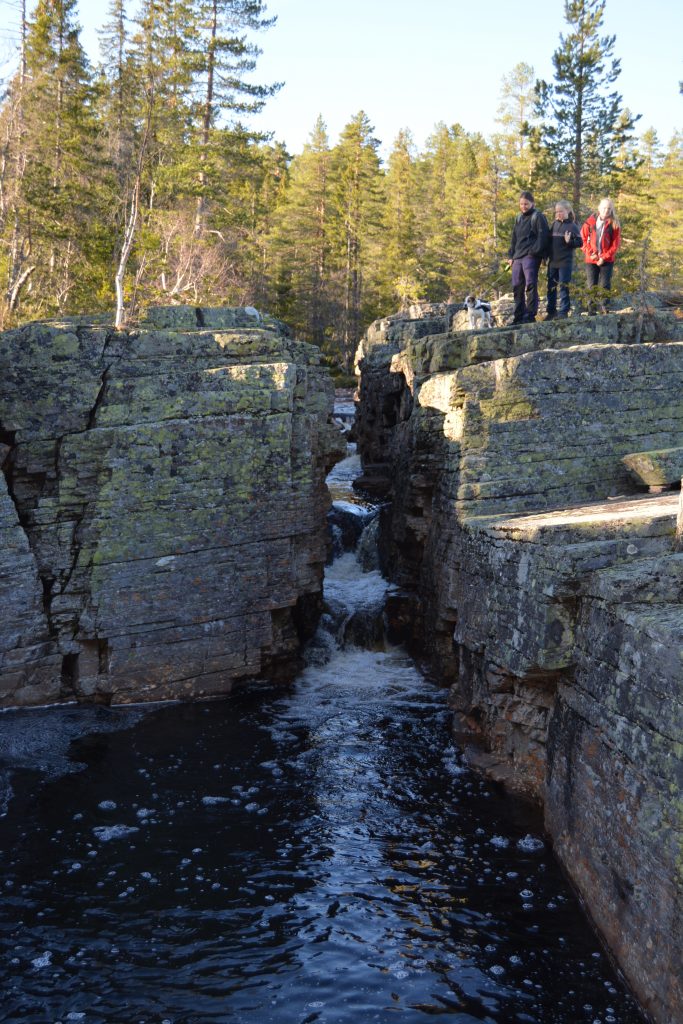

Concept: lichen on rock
[[354, 304, 683, 1024], [0, 307, 344, 707]]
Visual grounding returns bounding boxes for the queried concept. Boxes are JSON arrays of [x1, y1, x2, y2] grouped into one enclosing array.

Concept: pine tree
[[534, 0, 640, 213], [330, 111, 383, 368], [380, 129, 421, 309], [649, 133, 683, 290], [496, 63, 538, 170], [413, 123, 455, 300], [270, 117, 332, 346], [414, 124, 495, 301]]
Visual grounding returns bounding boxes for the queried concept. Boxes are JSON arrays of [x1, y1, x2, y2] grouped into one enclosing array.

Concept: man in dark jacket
[[506, 191, 550, 324]]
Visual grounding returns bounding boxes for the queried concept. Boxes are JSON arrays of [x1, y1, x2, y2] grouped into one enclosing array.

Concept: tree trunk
[[194, 0, 218, 237], [114, 176, 141, 329]]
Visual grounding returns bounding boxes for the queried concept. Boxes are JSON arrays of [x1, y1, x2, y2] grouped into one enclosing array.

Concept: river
[[0, 443, 644, 1023]]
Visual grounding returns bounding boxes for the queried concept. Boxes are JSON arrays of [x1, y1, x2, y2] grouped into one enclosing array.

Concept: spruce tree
[[191, 0, 279, 236], [1, 0, 105, 321], [534, 0, 640, 213]]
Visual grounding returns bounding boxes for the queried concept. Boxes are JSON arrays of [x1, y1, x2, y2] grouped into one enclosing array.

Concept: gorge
[[0, 304, 681, 1023]]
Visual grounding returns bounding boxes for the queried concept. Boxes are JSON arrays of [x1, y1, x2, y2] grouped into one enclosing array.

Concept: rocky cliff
[[0, 307, 344, 707], [355, 303, 683, 1024]]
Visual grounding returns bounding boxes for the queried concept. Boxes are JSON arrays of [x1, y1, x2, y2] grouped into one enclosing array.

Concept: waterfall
[[307, 442, 389, 662]]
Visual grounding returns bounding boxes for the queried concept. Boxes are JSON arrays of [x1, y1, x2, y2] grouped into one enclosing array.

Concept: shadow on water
[[0, 440, 645, 1024]]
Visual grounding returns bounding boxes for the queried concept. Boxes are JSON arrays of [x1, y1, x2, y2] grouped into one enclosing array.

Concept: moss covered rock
[[0, 309, 344, 706]]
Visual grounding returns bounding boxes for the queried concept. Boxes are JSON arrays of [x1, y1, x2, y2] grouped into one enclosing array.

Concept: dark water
[[0, 454, 645, 1024]]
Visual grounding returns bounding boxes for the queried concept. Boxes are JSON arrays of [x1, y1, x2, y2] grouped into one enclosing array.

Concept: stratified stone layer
[[355, 307, 683, 1024], [0, 308, 344, 706]]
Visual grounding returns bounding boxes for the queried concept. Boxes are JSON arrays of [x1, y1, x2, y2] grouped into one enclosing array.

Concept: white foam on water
[[442, 747, 467, 776], [324, 553, 389, 613], [326, 448, 360, 494], [92, 825, 139, 842], [31, 951, 52, 969], [296, 647, 424, 697], [517, 835, 545, 852]]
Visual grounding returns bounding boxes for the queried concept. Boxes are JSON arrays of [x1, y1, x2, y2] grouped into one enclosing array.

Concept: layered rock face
[[355, 304, 683, 1024], [0, 307, 344, 707]]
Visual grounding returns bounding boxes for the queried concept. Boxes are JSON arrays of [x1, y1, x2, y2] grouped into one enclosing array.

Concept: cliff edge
[[355, 303, 683, 1024], [0, 306, 344, 706]]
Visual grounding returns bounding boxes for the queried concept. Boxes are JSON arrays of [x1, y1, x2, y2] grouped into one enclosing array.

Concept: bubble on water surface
[[517, 834, 545, 852], [93, 825, 139, 842]]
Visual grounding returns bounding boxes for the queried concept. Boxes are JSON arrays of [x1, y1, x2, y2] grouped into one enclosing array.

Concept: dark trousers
[[511, 256, 541, 322], [547, 264, 573, 316], [585, 261, 614, 311]]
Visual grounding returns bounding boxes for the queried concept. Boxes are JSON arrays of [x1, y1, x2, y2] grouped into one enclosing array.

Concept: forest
[[0, 0, 681, 370]]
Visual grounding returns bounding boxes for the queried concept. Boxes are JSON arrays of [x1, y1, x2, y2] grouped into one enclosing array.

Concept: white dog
[[464, 295, 493, 329]]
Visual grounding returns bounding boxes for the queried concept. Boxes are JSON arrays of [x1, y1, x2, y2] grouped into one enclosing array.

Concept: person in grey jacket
[[545, 199, 583, 319], [506, 191, 550, 324]]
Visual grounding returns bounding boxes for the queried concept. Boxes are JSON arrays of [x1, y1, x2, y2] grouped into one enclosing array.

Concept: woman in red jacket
[[581, 198, 621, 312]]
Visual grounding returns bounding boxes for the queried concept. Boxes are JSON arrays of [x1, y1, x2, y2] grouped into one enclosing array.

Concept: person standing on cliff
[[581, 197, 621, 313], [545, 199, 583, 319], [506, 191, 550, 325]]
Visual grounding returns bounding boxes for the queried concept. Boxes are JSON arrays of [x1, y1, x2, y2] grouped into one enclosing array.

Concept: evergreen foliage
[[0, 0, 681, 355], [533, 0, 640, 212]]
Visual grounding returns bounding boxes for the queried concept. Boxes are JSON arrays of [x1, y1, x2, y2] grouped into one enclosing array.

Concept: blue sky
[[2, 0, 681, 157]]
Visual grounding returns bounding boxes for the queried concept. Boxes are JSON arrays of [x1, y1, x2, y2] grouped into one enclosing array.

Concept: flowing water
[[0, 446, 645, 1024]]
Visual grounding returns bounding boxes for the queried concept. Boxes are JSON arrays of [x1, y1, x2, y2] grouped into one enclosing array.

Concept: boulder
[[622, 446, 683, 489]]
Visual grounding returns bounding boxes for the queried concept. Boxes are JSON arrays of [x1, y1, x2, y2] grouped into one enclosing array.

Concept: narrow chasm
[[0, 405, 645, 1023]]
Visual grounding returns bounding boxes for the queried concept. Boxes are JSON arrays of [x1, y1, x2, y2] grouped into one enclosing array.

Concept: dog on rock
[[464, 295, 493, 329]]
